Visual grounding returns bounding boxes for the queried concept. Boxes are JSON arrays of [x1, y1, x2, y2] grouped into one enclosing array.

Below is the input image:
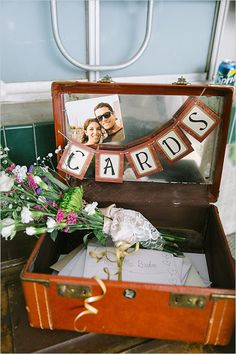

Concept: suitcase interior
[[30, 188, 234, 291]]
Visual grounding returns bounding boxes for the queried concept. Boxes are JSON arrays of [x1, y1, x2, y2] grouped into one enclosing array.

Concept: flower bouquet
[[0, 146, 185, 279]]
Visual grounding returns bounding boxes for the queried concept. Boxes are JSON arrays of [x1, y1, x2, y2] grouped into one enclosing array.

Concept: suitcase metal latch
[[170, 293, 207, 308], [57, 284, 92, 298]]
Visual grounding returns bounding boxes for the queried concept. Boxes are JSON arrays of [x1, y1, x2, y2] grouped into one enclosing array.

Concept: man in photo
[[94, 102, 124, 143]]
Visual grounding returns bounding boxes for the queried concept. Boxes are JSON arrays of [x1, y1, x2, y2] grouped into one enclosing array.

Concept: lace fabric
[[100, 204, 164, 249]]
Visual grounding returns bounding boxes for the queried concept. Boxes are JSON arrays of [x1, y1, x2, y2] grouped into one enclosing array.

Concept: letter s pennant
[[175, 97, 221, 142]]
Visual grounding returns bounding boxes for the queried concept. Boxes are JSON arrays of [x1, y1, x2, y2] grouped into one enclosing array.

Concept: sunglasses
[[96, 111, 112, 122]]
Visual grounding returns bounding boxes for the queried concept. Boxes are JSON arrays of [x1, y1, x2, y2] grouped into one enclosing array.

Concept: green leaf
[[93, 229, 106, 245], [34, 167, 68, 191], [12, 210, 18, 220], [50, 229, 58, 242], [83, 232, 92, 247]]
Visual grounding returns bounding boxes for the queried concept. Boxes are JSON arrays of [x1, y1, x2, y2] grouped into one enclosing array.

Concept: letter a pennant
[[125, 141, 163, 178], [95, 150, 124, 183]]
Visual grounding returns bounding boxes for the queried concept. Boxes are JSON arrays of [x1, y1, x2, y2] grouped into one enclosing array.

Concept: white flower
[[12, 165, 27, 182], [84, 202, 98, 215], [0, 154, 7, 160], [26, 226, 46, 236], [33, 176, 42, 184], [55, 145, 62, 154], [47, 153, 53, 157], [38, 196, 47, 203], [26, 227, 36, 236], [0, 218, 16, 240], [33, 176, 48, 190], [21, 207, 34, 224], [4, 147, 10, 152], [46, 217, 57, 232], [0, 171, 14, 192]]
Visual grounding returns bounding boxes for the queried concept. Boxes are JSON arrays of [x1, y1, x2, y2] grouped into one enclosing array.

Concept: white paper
[[69, 249, 87, 277], [55, 242, 211, 288], [58, 247, 86, 277], [185, 264, 206, 287], [184, 252, 211, 286]]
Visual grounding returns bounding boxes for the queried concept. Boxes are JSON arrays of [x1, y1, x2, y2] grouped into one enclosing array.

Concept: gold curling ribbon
[[103, 267, 111, 280], [89, 242, 140, 281], [116, 242, 140, 281], [73, 276, 106, 332], [89, 250, 107, 262]]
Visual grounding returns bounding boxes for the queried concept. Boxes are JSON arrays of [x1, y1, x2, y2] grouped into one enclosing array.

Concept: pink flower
[[52, 202, 58, 208], [63, 227, 70, 233], [6, 163, 16, 172], [56, 209, 65, 222], [28, 175, 38, 189], [66, 212, 77, 225], [33, 205, 44, 211]]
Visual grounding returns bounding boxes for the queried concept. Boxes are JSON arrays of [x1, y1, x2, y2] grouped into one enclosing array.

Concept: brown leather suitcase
[[21, 81, 235, 346]]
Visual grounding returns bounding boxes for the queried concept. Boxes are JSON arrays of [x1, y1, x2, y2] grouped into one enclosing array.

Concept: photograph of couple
[[65, 95, 125, 145]]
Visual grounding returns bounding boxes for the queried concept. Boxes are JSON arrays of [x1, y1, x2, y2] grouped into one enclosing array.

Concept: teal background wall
[[0, 123, 56, 165]]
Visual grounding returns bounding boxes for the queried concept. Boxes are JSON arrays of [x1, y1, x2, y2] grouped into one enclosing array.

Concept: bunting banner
[[57, 96, 221, 183]]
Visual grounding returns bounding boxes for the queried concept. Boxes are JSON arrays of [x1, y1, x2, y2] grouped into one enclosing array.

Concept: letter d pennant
[[153, 125, 193, 164]]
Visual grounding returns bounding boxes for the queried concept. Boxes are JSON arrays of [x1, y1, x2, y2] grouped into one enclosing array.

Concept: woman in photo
[[81, 118, 106, 145]]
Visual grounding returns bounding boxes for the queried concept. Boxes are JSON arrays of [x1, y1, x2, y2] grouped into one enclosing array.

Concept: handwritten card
[[83, 246, 188, 285]]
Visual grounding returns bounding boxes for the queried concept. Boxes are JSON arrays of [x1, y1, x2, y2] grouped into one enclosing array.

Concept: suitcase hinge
[[211, 293, 236, 301], [172, 76, 191, 85], [98, 75, 114, 83], [169, 293, 207, 308]]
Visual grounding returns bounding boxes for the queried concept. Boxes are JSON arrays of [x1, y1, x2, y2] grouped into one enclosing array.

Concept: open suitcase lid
[[51, 81, 234, 204]]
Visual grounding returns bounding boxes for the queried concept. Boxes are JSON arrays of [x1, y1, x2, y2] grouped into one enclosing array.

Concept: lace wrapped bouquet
[[0, 147, 185, 259]]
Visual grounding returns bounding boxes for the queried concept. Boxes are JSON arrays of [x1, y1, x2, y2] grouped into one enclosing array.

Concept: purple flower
[[28, 165, 34, 174], [36, 187, 42, 195]]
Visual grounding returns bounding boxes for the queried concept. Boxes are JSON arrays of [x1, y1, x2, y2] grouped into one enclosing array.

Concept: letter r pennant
[[125, 141, 163, 178]]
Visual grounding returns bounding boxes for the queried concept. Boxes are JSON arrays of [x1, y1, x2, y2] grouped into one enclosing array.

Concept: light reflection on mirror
[[63, 94, 223, 185]]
